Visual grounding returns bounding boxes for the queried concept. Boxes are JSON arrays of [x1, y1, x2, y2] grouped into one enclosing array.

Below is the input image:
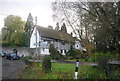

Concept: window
[[61, 50, 63, 53], [64, 50, 66, 53], [43, 48, 45, 52]]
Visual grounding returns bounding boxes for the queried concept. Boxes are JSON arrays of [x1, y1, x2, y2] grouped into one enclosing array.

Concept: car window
[[0, 51, 4, 54], [10, 53, 16, 56]]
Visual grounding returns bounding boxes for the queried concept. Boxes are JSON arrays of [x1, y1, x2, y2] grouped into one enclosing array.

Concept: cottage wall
[[53, 41, 70, 55], [30, 27, 41, 48], [30, 26, 83, 56]]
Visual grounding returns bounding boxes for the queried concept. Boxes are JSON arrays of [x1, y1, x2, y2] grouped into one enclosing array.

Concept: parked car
[[0, 51, 6, 57], [6, 53, 20, 60]]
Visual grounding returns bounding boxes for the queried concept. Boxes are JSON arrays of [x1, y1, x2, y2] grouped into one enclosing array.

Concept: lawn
[[19, 62, 120, 79], [52, 63, 75, 73]]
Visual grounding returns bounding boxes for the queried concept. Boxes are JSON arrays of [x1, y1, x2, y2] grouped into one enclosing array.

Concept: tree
[[60, 23, 67, 33], [52, 1, 120, 54], [24, 13, 34, 46], [52, 1, 84, 40], [2, 15, 25, 45], [55, 22, 60, 31], [81, 2, 119, 52]]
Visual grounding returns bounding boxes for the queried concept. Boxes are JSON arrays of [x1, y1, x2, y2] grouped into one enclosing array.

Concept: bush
[[66, 49, 82, 59], [21, 56, 32, 66], [91, 53, 113, 62], [49, 44, 63, 60], [42, 55, 51, 73], [98, 56, 112, 78], [51, 53, 65, 60]]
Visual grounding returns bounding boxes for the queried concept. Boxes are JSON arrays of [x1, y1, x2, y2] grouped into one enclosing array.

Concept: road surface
[[2, 58, 25, 79]]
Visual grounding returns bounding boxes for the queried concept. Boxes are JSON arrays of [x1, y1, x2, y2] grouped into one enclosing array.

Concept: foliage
[[90, 53, 114, 62], [81, 39, 95, 57], [98, 56, 110, 78], [49, 44, 63, 60], [60, 23, 67, 33], [52, 1, 120, 54], [2, 15, 25, 45], [21, 56, 32, 66], [66, 49, 82, 59], [0, 42, 23, 47], [19, 62, 120, 79], [42, 55, 51, 73], [24, 13, 34, 46], [55, 22, 60, 31]]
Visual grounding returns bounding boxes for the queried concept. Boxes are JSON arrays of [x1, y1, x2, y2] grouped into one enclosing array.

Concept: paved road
[[2, 58, 25, 79]]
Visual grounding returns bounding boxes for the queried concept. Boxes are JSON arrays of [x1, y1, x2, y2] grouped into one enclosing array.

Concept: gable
[[30, 27, 41, 48]]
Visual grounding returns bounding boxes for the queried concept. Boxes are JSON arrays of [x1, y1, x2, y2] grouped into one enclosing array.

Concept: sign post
[[74, 58, 79, 80]]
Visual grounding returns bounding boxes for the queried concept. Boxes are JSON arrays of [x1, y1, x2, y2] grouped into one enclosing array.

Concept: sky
[[0, 0, 117, 34], [0, 0, 57, 31]]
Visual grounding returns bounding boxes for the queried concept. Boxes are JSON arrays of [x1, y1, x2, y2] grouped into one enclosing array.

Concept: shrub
[[42, 55, 51, 73], [98, 56, 112, 78], [91, 53, 113, 62], [21, 56, 32, 66], [49, 44, 63, 60], [66, 49, 81, 59]]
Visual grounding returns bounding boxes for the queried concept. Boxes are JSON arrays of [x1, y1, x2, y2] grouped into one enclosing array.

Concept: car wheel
[[11, 57, 13, 60]]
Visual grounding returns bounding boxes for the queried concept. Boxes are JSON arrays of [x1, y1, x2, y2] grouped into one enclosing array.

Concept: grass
[[19, 62, 75, 79], [52, 63, 75, 73], [19, 62, 120, 79]]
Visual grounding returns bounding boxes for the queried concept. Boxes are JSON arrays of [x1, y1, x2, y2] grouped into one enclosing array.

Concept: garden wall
[[0, 47, 37, 57]]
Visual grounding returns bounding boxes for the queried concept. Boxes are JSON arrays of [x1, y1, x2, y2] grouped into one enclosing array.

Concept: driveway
[[2, 58, 25, 79]]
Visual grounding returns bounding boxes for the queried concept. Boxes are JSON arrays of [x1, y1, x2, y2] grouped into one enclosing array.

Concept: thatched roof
[[36, 25, 76, 42]]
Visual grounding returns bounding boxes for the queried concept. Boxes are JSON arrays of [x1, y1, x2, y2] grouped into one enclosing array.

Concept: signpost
[[74, 58, 79, 79]]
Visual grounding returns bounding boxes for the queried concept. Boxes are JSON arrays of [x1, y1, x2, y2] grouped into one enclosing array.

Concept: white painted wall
[[41, 48, 50, 55], [74, 41, 82, 49], [30, 27, 50, 55], [30, 27, 41, 48]]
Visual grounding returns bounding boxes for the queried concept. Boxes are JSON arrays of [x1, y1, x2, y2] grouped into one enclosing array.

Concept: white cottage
[[30, 25, 82, 56]]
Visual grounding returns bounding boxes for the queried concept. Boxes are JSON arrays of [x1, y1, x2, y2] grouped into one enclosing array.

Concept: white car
[[0, 51, 6, 57]]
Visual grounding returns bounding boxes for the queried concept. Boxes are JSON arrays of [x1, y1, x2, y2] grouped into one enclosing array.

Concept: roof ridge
[[36, 25, 55, 31]]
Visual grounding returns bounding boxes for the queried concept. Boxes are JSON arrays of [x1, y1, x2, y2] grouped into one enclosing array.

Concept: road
[[2, 58, 25, 79]]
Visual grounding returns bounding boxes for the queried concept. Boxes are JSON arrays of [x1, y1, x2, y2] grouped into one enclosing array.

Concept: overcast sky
[[0, 0, 57, 31], [0, 0, 117, 34]]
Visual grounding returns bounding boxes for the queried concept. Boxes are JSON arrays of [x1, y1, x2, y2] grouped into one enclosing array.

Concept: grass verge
[[19, 62, 120, 79]]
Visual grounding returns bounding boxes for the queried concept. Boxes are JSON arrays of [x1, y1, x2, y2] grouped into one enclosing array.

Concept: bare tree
[[52, 1, 120, 54]]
